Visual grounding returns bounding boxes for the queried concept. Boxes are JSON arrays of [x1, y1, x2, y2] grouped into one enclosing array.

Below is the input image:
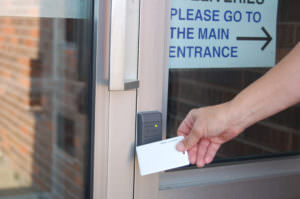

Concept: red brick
[[74, 175, 84, 187], [19, 145, 28, 154], [30, 29, 40, 38], [18, 57, 31, 67], [2, 26, 15, 34]]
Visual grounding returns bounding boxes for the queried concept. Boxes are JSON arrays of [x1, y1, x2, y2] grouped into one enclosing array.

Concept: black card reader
[[137, 111, 162, 146]]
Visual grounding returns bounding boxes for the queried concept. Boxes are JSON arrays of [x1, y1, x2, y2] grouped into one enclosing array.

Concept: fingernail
[[205, 157, 210, 163], [197, 162, 204, 168], [176, 142, 185, 152]]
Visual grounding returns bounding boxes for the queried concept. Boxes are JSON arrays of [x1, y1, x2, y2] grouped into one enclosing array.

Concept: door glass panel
[[167, 0, 300, 163], [0, 0, 94, 198]]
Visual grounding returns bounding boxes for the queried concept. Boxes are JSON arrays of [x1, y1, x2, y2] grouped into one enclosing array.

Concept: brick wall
[[167, 0, 300, 160], [0, 16, 41, 186], [0, 16, 90, 199]]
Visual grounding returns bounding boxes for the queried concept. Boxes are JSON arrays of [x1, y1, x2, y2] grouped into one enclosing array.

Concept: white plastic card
[[136, 136, 190, 176]]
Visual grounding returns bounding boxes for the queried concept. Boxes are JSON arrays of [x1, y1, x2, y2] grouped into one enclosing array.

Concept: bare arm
[[229, 42, 300, 133], [176, 43, 300, 167]]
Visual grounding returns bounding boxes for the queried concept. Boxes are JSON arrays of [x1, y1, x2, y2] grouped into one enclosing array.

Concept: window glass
[[167, 0, 300, 163], [0, 0, 94, 198]]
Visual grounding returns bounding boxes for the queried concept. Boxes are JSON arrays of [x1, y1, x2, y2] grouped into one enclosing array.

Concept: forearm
[[228, 43, 300, 132]]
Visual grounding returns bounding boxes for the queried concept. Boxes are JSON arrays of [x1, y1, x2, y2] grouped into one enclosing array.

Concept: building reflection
[[0, 14, 92, 199]]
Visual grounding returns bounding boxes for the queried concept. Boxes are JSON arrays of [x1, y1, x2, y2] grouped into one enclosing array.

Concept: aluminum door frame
[[93, 0, 110, 198], [93, 0, 139, 199]]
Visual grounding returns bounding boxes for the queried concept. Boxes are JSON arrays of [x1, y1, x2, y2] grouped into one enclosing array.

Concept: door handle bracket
[[124, 79, 139, 90]]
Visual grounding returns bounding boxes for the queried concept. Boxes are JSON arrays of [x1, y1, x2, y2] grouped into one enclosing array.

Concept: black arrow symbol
[[236, 27, 272, 51]]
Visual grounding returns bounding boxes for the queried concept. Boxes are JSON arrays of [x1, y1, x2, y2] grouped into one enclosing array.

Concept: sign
[[169, 0, 279, 69]]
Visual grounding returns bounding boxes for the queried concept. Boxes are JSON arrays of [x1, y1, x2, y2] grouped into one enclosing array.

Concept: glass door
[[134, 0, 300, 199], [0, 1, 95, 199]]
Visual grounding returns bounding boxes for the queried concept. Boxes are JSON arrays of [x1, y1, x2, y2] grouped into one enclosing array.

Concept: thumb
[[176, 127, 201, 152]]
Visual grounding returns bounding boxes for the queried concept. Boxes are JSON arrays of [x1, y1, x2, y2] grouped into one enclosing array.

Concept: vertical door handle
[[109, 0, 140, 91]]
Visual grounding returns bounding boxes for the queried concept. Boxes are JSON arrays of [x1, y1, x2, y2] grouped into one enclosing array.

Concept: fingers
[[204, 143, 220, 164], [177, 110, 202, 152], [177, 111, 194, 136], [188, 141, 220, 167], [177, 126, 201, 151], [188, 145, 197, 164], [196, 139, 210, 167]]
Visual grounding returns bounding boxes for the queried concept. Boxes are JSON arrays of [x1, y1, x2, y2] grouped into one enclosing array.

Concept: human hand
[[176, 102, 244, 167]]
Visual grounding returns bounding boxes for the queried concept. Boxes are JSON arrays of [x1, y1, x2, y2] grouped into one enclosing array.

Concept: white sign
[[169, 0, 278, 69]]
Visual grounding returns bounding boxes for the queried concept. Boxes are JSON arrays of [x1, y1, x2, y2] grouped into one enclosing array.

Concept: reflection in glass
[[167, 0, 300, 162], [0, 1, 93, 199]]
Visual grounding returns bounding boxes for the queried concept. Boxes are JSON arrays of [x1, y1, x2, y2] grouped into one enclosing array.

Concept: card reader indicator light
[[155, 124, 158, 128]]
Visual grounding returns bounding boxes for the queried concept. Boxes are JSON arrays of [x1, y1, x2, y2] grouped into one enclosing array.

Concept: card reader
[[137, 111, 162, 146]]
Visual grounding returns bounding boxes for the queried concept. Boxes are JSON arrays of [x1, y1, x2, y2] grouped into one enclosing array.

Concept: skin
[[176, 42, 300, 168]]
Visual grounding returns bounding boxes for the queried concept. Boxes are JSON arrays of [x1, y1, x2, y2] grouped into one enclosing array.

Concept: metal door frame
[[93, 0, 139, 198], [92, 0, 110, 198]]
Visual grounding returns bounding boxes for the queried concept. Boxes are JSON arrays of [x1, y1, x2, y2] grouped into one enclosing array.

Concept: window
[[167, 0, 300, 164], [57, 114, 75, 156]]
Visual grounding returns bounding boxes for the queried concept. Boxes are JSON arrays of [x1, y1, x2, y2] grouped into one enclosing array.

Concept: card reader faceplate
[[137, 111, 162, 146]]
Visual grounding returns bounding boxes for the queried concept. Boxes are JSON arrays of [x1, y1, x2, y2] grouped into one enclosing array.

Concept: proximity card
[[136, 136, 190, 176]]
